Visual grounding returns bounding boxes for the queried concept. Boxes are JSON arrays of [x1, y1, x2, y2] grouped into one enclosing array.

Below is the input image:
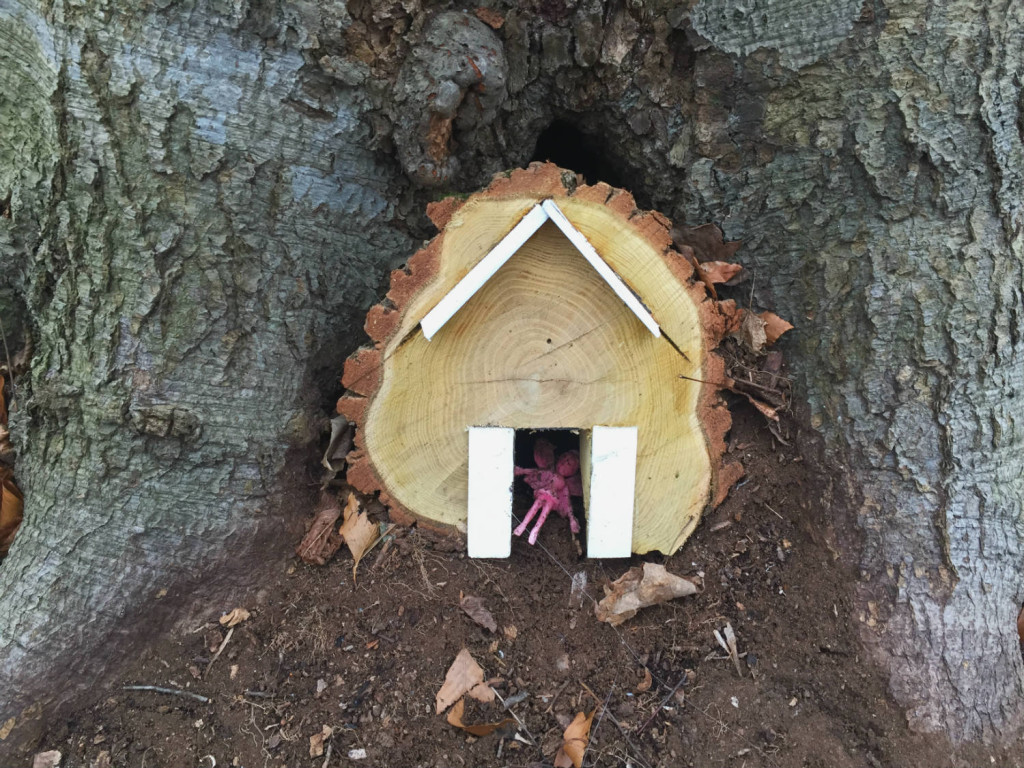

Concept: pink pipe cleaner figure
[[513, 437, 584, 545]]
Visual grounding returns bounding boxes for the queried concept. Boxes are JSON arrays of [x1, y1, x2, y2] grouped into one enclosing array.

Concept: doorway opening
[[466, 425, 637, 558], [512, 429, 584, 547]]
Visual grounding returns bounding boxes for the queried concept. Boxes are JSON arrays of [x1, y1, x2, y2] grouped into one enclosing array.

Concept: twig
[[489, 686, 537, 746], [0, 316, 14, 393], [580, 685, 614, 768], [321, 741, 333, 768], [123, 685, 210, 704], [204, 626, 234, 678], [634, 674, 687, 735]]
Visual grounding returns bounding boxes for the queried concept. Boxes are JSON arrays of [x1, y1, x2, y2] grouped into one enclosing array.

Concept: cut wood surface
[[341, 163, 744, 554]]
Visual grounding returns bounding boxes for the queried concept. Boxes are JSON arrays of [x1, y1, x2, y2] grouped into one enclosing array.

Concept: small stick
[[321, 741, 333, 768], [123, 685, 210, 704], [489, 686, 537, 746], [204, 627, 234, 678], [634, 674, 687, 735], [580, 685, 614, 768]]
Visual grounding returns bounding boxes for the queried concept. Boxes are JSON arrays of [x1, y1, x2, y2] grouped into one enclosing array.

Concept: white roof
[[419, 199, 661, 341]]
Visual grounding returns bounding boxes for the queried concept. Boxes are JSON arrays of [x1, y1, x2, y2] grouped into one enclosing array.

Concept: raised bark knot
[[130, 404, 202, 440], [392, 11, 508, 186]]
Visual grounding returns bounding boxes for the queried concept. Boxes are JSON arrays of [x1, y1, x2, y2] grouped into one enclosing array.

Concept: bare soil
[[11, 403, 1016, 768]]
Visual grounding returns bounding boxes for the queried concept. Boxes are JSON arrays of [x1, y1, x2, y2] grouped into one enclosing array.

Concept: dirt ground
[[12, 402, 1018, 768]]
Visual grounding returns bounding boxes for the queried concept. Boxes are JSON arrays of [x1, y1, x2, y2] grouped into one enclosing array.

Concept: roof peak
[[419, 199, 661, 341]]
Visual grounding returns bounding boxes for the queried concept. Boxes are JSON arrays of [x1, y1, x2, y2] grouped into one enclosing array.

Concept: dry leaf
[[714, 623, 743, 677], [32, 751, 62, 768], [435, 648, 495, 713], [445, 697, 514, 736], [0, 716, 14, 740], [698, 261, 744, 285], [636, 668, 653, 693], [595, 563, 700, 627], [219, 607, 250, 627], [671, 223, 742, 263], [736, 312, 767, 354], [338, 492, 378, 581], [553, 710, 594, 768], [296, 493, 344, 565], [0, 467, 23, 556], [309, 725, 333, 758], [322, 416, 353, 470], [759, 311, 794, 344], [474, 7, 505, 29], [503, 625, 518, 642], [460, 595, 497, 633]]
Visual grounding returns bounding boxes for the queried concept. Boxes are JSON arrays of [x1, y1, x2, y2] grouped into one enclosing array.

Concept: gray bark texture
[[1, 0, 1022, 748]]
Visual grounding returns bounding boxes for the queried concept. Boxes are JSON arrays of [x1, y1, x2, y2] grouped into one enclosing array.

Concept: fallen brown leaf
[[445, 697, 514, 736], [759, 311, 794, 344], [474, 7, 505, 28], [553, 710, 595, 768], [736, 312, 767, 354], [460, 595, 497, 633], [637, 668, 653, 693], [296, 493, 344, 565], [0, 467, 23, 556], [671, 223, 742, 263], [32, 751, 62, 768], [595, 563, 700, 627], [339, 492, 378, 581], [699, 261, 744, 285], [219, 607, 250, 627], [309, 725, 332, 758], [435, 648, 495, 714]]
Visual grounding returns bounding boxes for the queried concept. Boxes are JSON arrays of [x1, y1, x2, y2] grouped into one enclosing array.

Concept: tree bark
[[1, 0, 1022, 747]]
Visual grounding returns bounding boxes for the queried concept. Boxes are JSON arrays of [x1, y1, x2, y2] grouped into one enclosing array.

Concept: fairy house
[[339, 162, 757, 557]]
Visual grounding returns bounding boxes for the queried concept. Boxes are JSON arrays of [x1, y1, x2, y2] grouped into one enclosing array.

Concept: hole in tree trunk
[[531, 120, 627, 188], [512, 429, 584, 546]]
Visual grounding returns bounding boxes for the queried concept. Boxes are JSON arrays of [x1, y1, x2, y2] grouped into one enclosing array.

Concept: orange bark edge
[[339, 162, 772, 539]]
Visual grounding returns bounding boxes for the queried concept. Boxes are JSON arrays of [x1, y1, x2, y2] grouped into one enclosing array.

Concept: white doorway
[[467, 426, 637, 558]]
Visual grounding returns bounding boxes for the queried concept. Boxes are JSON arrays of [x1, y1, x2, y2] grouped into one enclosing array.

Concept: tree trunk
[[1, 0, 1022, 747]]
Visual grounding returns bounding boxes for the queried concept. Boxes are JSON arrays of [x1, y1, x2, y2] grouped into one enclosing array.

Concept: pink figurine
[[513, 438, 584, 545]]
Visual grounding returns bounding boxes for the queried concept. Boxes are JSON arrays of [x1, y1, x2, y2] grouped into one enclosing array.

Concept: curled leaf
[[339, 493, 378, 582], [296, 493, 343, 565], [435, 648, 495, 714], [759, 311, 794, 344], [309, 725, 332, 758], [460, 595, 497, 633], [445, 697, 513, 736], [637, 668, 653, 693], [553, 710, 595, 768], [699, 261, 743, 285], [219, 608, 250, 628], [595, 563, 700, 627]]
